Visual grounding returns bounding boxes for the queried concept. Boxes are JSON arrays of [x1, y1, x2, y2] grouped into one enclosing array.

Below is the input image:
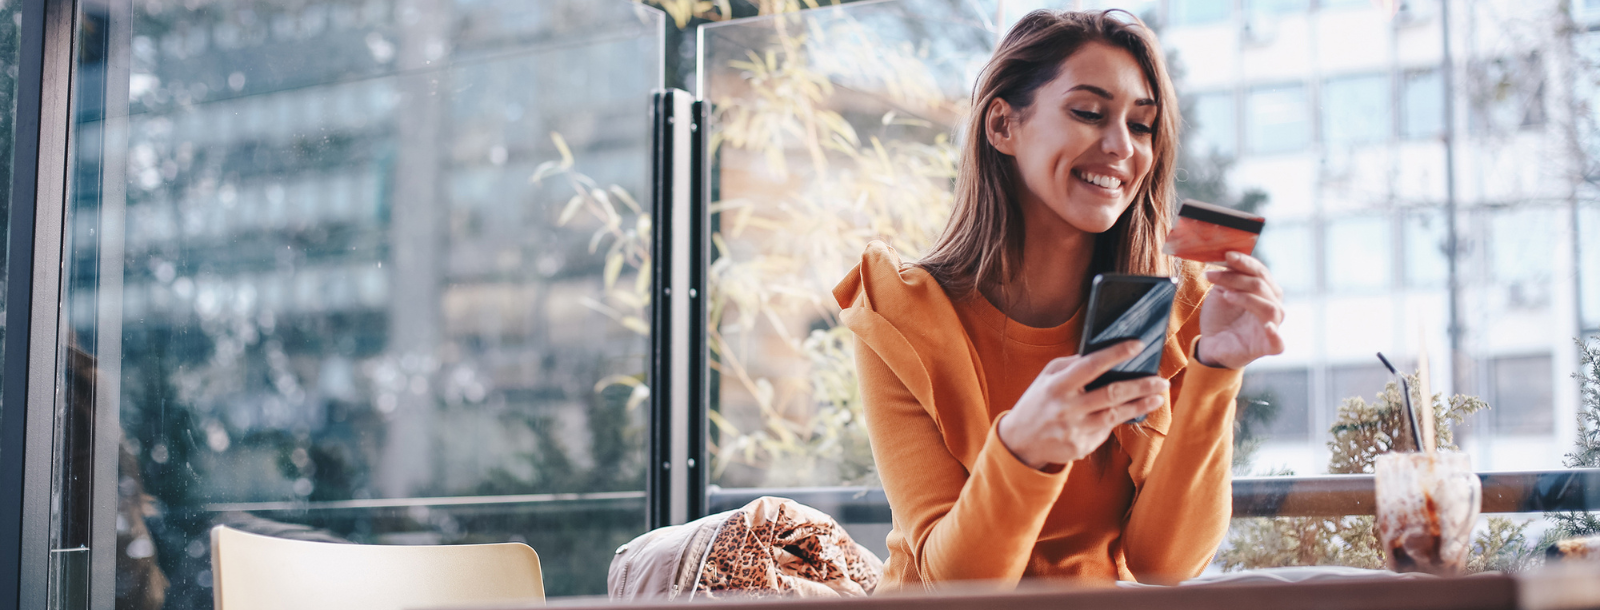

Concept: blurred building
[[59, 0, 661, 601], [1022, 0, 1600, 472]]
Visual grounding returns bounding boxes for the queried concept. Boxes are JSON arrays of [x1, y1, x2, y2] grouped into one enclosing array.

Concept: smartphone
[[1078, 274, 1179, 423]]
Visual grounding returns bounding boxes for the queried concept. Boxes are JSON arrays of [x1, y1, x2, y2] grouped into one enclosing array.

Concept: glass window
[[1489, 354, 1555, 435], [1254, 222, 1316, 294], [1325, 215, 1393, 293], [55, 0, 663, 603], [1404, 209, 1449, 288], [1170, 0, 1233, 25], [1240, 368, 1311, 441], [1186, 91, 1238, 158], [1322, 74, 1391, 146], [1401, 69, 1445, 140], [1489, 207, 1554, 284], [1246, 84, 1311, 154], [1325, 364, 1392, 428]]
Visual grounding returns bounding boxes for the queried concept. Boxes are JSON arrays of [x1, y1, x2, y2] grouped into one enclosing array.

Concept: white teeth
[[1076, 171, 1122, 190]]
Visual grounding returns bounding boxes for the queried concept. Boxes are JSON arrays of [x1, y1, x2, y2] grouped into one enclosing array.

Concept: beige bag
[[607, 496, 882, 601]]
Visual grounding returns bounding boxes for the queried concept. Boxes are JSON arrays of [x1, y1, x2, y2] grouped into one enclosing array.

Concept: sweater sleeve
[[1120, 334, 1242, 583], [856, 336, 1068, 587]]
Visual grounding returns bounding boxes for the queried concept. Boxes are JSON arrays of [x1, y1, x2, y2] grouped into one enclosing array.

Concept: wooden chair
[[210, 525, 544, 610]]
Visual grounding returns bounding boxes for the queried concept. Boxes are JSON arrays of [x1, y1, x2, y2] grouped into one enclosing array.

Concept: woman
[[832, 10, 1286, 589]]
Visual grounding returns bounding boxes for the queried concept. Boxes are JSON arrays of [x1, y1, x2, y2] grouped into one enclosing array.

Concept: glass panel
[[698, 0, 993, 553], [57, 0, 661, 605], [1185, 91, 1237, 158], [1401, 69, 1444, 140], [1239, 367, 1311, 453], [1325, 215, 1391, 293], [1246, 84, 1310, 154], [1321, 74, 1390, 146]]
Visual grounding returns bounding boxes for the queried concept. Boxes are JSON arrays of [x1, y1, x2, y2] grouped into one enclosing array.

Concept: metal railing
[[707, 469, 1600, 522]]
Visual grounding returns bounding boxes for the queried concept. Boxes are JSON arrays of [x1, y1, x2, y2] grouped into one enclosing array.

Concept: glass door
[[53, 0, 663, 606]]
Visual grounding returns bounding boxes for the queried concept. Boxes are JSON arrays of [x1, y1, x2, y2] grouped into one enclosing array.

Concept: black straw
[[1377, 352, 1424, 452]]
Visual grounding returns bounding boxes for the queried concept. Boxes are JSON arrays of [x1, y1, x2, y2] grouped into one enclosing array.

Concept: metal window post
[[0, 0, 80, 607], [649, 89, 708, 529]]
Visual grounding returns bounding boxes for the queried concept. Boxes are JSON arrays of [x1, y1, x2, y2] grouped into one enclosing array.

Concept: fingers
[[1093, 394, 1165, 428], [1262, 320, 1286, 356], [1209, 252, 1284, 299], [1205, 268, 1275, 300], [1051, 340, 1142, 390], [1041, 355, 1078, 377], [1217, 288, 1285, 325], [1081, 375, 1169, 411]]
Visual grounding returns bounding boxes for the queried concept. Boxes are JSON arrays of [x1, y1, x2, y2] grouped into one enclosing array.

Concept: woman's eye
[[1072, 109, 1102, 121], [1129, 122, 1154, 135]]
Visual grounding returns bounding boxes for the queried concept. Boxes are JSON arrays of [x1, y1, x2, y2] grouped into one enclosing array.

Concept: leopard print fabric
[[694, 497, 882, 599]]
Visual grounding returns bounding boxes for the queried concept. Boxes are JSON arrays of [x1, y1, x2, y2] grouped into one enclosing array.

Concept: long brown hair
[[916, 10, 1181, 297]]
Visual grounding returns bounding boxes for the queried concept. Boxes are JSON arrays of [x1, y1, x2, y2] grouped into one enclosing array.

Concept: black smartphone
[[1078, 274, 1179, 423]]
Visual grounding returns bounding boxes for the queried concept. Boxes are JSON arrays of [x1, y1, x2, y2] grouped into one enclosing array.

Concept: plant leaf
[[551, 131, 574, 169]]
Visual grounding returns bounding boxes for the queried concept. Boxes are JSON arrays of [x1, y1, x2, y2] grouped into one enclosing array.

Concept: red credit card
[[1162, 200, 1265, 263]]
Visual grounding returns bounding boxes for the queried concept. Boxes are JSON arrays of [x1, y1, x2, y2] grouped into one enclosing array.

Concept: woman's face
[[987, 41, 1157, 235]]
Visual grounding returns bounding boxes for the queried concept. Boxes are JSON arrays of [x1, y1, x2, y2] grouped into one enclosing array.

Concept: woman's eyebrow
[[1067, 84, 1157, 106]]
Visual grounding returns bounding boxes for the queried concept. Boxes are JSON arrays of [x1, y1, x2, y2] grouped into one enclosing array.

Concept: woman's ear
[[986, 98, 1019, 156]]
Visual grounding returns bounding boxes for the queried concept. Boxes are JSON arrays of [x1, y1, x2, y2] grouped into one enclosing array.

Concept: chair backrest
[[211, 525, 544, 610]]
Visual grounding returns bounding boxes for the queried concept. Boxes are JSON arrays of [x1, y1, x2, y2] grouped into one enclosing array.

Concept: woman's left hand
[[1196, 251, 1286, 369]]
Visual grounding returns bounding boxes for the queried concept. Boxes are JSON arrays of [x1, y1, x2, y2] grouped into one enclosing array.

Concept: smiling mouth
[[1073, 170, 1124, 191]]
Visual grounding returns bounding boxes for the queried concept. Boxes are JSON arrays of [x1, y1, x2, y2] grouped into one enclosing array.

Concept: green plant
[[1546, 337, 1600, 538]]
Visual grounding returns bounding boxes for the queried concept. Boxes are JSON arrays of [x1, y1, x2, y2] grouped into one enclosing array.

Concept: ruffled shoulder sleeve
[[833, 241, 992, 469]]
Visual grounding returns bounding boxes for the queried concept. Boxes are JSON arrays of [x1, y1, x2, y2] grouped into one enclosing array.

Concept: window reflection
[[1246, 84, 1310, 154]]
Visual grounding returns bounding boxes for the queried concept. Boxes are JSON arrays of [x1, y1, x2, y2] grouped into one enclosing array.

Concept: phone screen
[[1079, 274, 1178, 397]]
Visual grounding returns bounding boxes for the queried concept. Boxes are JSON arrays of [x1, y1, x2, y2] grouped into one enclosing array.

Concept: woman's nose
[[1101, 125, 1134, 159]]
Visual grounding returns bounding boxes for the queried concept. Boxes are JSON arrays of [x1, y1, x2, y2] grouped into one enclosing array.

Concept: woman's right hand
[[997, 340, 1170, 470]]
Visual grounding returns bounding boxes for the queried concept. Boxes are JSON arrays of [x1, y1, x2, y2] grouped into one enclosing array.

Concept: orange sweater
[[832, 242, 1242, 590]]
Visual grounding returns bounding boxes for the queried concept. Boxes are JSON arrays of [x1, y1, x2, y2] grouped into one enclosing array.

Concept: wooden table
[[437, 563, 1600, 610]]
